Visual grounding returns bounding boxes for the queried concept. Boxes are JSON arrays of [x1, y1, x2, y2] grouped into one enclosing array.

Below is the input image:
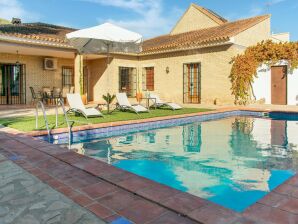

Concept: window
[[142, 67, 154, 91], [119, 67, 136, 97], [62, 67, 74, 89], [10, 66, 20, 96]]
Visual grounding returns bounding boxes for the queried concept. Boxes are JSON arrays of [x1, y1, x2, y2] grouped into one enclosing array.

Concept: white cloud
[[83, 0, 147, 13], [269, 0, 286, 5], [225, 0, 288, 20], [249, 6, 263, 17], [82, 0, 181, 38], [0, 0, 40, 22]]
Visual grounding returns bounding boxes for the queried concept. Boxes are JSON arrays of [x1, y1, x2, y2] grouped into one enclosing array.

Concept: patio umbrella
[[66, 22, 143, 54], [66, 22, 143, 95]]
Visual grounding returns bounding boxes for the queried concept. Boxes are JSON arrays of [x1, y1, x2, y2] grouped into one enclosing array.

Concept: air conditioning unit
[[44, 58, 58, 70]]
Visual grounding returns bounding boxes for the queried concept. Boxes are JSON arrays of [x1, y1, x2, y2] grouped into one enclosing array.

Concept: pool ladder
[[35, 99, 73, 144]]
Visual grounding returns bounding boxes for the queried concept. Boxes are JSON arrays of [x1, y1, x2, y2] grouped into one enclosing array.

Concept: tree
[[230, 40, 298, 104]]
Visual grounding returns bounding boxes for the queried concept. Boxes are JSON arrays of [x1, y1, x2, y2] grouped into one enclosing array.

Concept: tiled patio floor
[[0, 153, 105, 224], [1, 108, 298, 223], [0, 132, 198, 224]]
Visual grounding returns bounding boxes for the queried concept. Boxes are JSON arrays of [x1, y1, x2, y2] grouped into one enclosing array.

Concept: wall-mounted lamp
[[166, 66, 170, 74]]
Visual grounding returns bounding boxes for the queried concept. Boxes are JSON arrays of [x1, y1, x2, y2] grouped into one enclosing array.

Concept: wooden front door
[[271, 66, 287, 105]]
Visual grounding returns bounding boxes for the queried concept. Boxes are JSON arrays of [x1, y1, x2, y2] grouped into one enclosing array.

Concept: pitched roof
[[142, 15, 270, 54], [0, 22, 76, 45], [0, 14, 270, 55], [191, 4, 228, 25]]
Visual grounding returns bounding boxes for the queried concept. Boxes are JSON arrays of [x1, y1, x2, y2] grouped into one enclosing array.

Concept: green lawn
[[0, 108, 212, 132]]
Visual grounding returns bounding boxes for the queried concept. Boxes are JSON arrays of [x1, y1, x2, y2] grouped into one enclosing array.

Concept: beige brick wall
[[171, 5, 219, 35], [0, 19, 270, 106], [87, 55, 139, 102], [0, 44, 246, 106], [139, 45, 237, 105], [86, 45, 238, 105], [234, 18, 271, 47], [0, 53, 73, 104]]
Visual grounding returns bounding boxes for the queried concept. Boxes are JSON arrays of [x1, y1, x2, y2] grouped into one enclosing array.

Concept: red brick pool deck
[[1, 108, 298, 224]]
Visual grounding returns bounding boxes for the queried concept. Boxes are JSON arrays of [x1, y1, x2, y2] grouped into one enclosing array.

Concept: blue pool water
[[50, 114, 298, 212]]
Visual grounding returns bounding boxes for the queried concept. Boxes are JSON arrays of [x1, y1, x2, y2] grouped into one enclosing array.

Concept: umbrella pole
[[106, 43, 110, 94]]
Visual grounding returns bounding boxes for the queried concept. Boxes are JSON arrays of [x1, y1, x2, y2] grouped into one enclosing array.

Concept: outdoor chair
[[52, 87, 62, 104], [66, 93, 103, 119], [62, 86, 70, 104], [149, 93, 182, 110], [29, 86, 43, 105], [116, 93, 148, 114], [69, 86, 75, 94], [42, 87, 53, 105]]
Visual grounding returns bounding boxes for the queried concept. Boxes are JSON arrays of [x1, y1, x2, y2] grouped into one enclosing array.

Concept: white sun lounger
[[149, 93, 182, 110], [116, 93, 148, 114], [66, 93, 103, 119]]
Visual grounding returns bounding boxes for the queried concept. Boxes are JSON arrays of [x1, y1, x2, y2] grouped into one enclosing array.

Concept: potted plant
[[102, 93, 116, 114], [81, 93, 87, 105], [136, 91, 143, 103]]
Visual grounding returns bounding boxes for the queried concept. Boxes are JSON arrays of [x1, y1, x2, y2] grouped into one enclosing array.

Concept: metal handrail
[[55, 98, 74, 149], [35, 99, 74, 148], [35, 101, 51, 139]]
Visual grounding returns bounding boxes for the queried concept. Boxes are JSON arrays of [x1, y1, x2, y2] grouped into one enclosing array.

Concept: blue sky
[[0, 0, 297, 40]]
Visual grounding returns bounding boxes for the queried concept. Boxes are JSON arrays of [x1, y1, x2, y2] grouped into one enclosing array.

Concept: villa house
[[0, 3, 287, 105]]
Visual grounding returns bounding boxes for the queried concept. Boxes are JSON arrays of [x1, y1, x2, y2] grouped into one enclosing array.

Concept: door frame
[[183, 62, 201, 104], [271, 65, 287, 105], [0, 63, 26, 105], [118, 66, 137, 97]]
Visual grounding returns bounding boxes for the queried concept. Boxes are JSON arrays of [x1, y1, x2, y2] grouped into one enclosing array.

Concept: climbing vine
[[230, 40, 298, 104]]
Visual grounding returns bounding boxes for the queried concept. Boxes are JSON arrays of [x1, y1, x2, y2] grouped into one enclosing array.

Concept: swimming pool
[[46, 111, 298, 212]]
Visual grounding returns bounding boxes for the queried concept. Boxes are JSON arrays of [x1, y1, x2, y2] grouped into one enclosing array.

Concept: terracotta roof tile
[[142, 15, 270, 54], [0, 15, 270, 54], [0, 22, 76, 44]]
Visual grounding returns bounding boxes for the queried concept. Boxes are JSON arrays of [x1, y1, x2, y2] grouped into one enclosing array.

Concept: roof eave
[[0, 34, 74, 50], [140, 38, 234, 56]]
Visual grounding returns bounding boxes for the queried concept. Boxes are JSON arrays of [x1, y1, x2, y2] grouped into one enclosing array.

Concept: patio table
[[141, 97, 157, 110], [41, 88, 62, 105]]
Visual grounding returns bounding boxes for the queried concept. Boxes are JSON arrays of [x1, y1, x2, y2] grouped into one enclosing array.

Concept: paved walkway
[[0, 132, 197, 224], [0, 153, 105, 224], [0, 105, 68, 118]]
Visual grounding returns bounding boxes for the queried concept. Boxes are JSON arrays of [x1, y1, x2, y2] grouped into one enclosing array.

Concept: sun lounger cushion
[[131, 104, 148, 112]]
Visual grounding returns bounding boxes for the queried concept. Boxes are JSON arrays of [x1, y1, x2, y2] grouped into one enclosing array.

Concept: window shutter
[[131, 68, 137, 97], [142, 67, 146, 91], [146, 67, 154, 91]]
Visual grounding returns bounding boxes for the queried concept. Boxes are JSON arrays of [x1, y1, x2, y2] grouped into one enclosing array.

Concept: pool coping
[[26, 107, 267, 137], [2, 107, 298, 223]]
